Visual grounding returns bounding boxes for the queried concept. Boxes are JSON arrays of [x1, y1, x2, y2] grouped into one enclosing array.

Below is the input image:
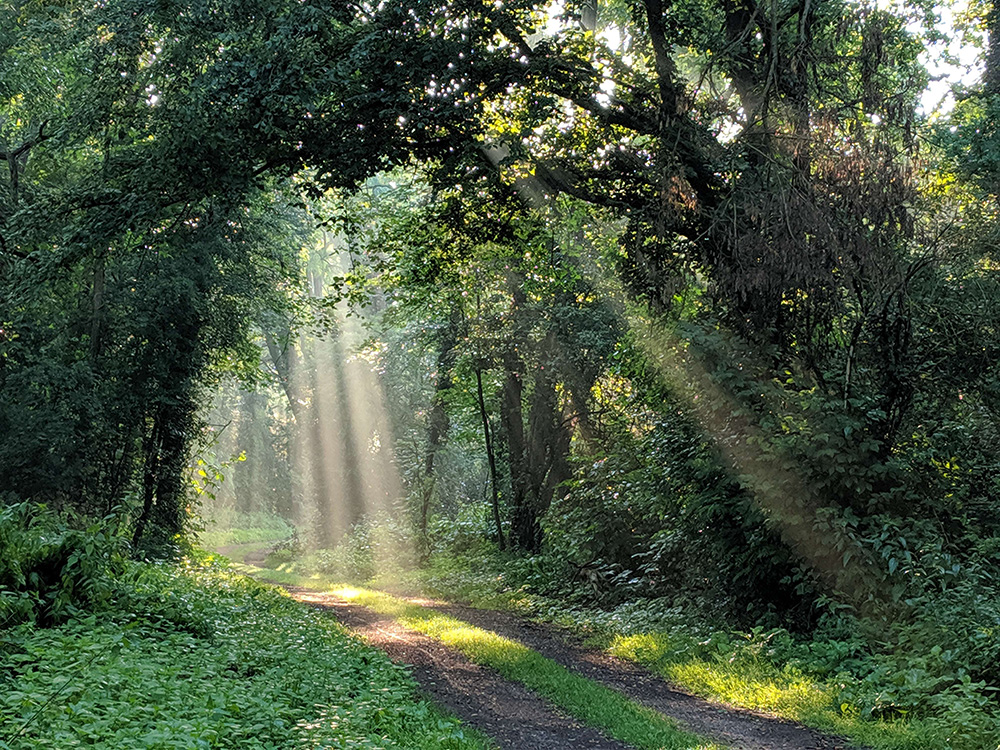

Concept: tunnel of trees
[[3, 0, 1000, 743]]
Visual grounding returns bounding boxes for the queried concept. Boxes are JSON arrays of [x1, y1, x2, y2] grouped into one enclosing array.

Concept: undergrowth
[[196, 510, 295, 549], [0, 506, 488, 750], [413, 547, 1000, 750]]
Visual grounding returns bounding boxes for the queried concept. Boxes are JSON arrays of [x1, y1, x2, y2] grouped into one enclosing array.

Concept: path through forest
[[410, 598, 850, 750], [217, 543, 860, 750], [290, 586, 629, 750], [285, 582, 860, 750]]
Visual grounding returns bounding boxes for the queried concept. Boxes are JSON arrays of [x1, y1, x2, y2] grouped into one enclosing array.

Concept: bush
[[0, 502, 124, 628], [309, 512, 418, 583], [261, 548, 296, 569], [429, 505, 495, 557], [197, 510, 296, 548], [541, 421, 808, 623]]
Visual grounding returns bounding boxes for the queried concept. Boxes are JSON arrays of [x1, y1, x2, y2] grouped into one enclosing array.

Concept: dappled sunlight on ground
[[279, 582, 767, 750], [240, 563, 865, 748], [404, 596, 450, 607], [608, 633, 836, 722], [288, 589, 337, 605]]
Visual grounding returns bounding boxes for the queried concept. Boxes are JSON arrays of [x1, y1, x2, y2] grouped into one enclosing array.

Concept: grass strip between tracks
[[329, 584, 723, 750]]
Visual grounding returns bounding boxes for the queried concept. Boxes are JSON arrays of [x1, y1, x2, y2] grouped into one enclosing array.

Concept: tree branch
[[0, 120, 51, 163], [643, 0, 687, 124]]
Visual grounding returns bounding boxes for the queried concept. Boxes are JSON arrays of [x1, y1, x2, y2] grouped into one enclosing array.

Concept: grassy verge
[[239, 564, 721, 750], [411, 553, 996, 750], [604, 632, 940, 750], [0, 559, 489, 750]]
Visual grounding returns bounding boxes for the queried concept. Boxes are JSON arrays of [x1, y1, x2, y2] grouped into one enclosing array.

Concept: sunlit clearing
[[405, 596, 448, 607], [292, 590, 335, 605]]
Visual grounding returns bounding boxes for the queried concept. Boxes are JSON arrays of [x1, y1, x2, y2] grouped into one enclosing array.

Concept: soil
[[285, 587, 631, 750], [223, 539, 867, 750], [414, 599, 862, 750]]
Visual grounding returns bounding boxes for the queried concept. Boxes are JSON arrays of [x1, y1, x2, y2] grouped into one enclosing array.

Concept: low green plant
[[0, 558, 488, 750], [262, 513, 421, 585], [0, 502, 124, 628], [196, 510, 295, 549], [261, 548, 296, 569]]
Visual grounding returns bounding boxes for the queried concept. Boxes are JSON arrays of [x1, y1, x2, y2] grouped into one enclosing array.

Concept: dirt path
[[413, 599, 859, 750], [286, 587, 634, 750], [232, 548, 864, 750]]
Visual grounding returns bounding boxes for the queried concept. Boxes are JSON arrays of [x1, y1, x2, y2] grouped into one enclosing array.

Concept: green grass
[[196, 525, 292, 549], [610, 631, 836, 716], [411, 553, 996, 750], [605, 632, 949, 750], [0, 560, 490, 750], [238, 562, 721, 750], [196, 511, 295, 549]]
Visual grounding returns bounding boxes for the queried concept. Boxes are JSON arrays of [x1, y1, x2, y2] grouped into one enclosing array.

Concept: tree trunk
[[419, 308, 461, 551], [987, 0, 1000, 96], [132, 401, 192, 552], [131, 418, 161, 549], [476, 367, 505, 551], [501, 349, 534, 551], [523, 332, 573, 553], [90, 256, 106, 360]]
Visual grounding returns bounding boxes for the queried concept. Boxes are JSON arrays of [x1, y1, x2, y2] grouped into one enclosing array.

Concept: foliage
[[0, 559, 486, 750], [0, 503, 123, 629], [272, 513, 420, 586], [196, 511, 296, 550], [545, 412, 808, 624]]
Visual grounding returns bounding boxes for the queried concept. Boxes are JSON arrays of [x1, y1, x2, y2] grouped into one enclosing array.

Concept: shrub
[[0, 502, 124, 628], [309, 512, 419, 583]]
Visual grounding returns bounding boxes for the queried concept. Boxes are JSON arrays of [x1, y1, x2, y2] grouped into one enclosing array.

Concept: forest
[[2, 0, 1000, 747]]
